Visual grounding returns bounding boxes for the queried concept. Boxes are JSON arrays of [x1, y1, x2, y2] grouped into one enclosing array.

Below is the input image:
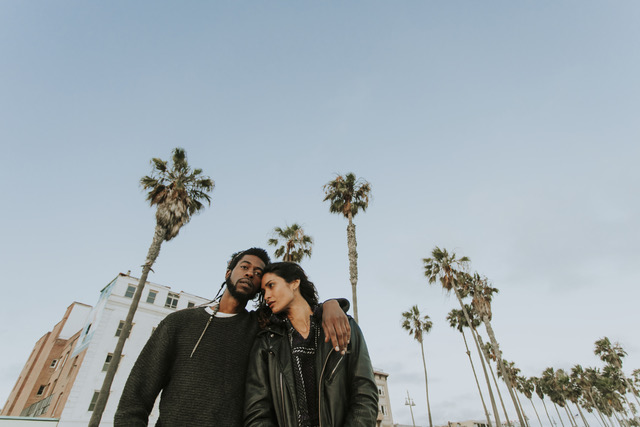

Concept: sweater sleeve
[[244, 336, 278, 427], [343, 320, 379, 427], [114, 320, 174, 426]]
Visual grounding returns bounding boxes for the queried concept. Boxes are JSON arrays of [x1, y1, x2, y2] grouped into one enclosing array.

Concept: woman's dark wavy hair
[[257, 262, 319, 328]]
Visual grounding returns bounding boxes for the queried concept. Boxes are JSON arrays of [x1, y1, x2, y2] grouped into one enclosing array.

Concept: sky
[[1, 1, 639, 425]]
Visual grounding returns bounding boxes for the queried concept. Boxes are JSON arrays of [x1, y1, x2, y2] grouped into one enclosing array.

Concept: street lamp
[[405, 390, 416, 427]]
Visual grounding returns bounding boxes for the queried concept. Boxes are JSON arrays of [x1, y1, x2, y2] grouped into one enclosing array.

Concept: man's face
[[225, 255, 266, 302]]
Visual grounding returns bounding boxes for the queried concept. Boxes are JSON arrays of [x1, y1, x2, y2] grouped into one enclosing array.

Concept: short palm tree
[[401, 305, 434, 427], [89, 148, 214, 426], [268, 223, 313, 262], [323, 173, 371, 323]]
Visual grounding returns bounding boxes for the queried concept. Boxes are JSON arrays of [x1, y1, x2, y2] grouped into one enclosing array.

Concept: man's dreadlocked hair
[[211, 247, 271, 302]]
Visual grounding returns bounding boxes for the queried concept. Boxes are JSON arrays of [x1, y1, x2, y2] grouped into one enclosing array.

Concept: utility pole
[[405, 390, 417, 427]]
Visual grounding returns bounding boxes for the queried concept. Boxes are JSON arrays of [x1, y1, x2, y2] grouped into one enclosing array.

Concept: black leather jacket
[[244, 318, 379, 427]]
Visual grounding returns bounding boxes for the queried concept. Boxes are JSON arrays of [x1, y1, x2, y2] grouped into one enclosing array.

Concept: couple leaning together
[[114, 247, 379, 426]]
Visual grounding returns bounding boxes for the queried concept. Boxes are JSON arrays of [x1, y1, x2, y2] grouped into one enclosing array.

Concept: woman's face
[[261, 273, 299, 314]]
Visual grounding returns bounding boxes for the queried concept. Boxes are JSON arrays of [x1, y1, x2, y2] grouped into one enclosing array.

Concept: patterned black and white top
[[287, 315, 321, 427]]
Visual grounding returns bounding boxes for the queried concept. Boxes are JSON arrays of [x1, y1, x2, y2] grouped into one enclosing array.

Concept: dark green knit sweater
[[115, 307, 258, 426]]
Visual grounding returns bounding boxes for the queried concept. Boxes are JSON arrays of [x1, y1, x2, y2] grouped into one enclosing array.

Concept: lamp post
[[405, 390, 416, 427]]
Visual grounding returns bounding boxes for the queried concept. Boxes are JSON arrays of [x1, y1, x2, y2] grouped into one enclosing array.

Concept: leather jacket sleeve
[[244, 335, 278, 427], [343, 319, 379, 426]]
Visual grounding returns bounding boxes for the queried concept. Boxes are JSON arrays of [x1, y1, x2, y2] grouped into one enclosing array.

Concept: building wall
[[1, 303, 92, 418], [374, 369, 394, 427], [58, 273, 210, 427]]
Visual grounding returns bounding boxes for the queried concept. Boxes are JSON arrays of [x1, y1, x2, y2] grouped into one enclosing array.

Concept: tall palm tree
[[500, 360, 529, 426], [323, 173, 371, 323], [268, 223, 313, 262], [401, 305, 434, 427], [480, 340, 511, 425], [447, 306, 492, 427], [89, 148, 214, 427], [469, 273, 526, 427]]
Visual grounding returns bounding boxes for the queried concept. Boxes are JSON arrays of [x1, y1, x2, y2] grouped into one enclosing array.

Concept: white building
[[57, 273, 210, 427]]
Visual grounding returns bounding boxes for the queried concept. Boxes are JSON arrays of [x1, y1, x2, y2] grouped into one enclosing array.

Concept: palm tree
[[323, 173, 371, 323], [480, 340, 511, 426], [500, 360, 529, 426], [424, 247, 504, 427], [89, 148, 214, 427], [520, 376, 544, 427], [447, 306, 492, 427], [401, 305, 434, 427], [268, 223, 313, 262], [595, 338, 636, 422], [533, 376, 555, 427], [469, 273, 526, 427]]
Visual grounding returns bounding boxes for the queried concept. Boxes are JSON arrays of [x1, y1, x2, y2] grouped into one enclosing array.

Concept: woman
[[244, 262, 379, 427]]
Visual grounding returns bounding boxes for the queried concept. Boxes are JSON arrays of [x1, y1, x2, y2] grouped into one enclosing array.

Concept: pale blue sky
[[1, 2, 639, 425]]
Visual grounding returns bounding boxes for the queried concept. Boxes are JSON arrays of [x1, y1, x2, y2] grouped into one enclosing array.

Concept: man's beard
[[225, 276, 258, 303]]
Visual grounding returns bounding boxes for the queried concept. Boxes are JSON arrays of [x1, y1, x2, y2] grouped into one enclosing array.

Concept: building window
[[102, 353, 113, 371], [50, 359, 58, 368], [165, 292, 179, 309], [146, 290, 158, 304], [380, 405, 388, 416], [88, 391, 100, 411], [187, 301, 195, 308], [125, 285, 136, 298], [115, 321, 132, 338], [36, 385, 46, 396]]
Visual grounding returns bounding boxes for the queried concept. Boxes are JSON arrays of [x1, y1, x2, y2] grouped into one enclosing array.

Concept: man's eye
[[255, 271, 263, 277], [240, 265, 248, 269]]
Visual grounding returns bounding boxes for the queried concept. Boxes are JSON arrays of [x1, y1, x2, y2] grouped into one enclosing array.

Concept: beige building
[[1, 302, 92, 419], [375, 368, 393, 426]]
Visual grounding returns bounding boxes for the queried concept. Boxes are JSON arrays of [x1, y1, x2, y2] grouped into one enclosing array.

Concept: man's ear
[[225, 269, 231, 280]]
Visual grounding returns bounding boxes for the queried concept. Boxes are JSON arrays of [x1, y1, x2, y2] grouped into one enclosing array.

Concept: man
[[115, 248, 350, 426]]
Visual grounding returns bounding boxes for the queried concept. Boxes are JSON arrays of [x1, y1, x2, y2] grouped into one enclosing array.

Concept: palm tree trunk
[[460, 329, 492, 427], [575, 402, 590, 427], [528, 397, 543, 427], [564, 404, 577, 427], [541, 398, 554, 426], [587, 389, 609, 427], [554, 402, 566, 427], [514, 390, 529, 427], [89, 224, 166, 427], [346, 214, 358, 323], [481, 316, 526, 427], [452, 286, 502, 427], [477, 334, 511, 425], [420, 340, 433, 427]]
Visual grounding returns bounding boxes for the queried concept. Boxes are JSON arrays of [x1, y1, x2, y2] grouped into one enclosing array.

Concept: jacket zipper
[[317, 349, 335, 427], [280, 370, 288, 427]]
